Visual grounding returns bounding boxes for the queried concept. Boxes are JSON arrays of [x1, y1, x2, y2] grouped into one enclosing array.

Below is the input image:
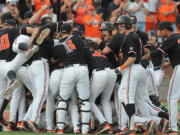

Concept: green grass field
[[2, 102, 180, 135]]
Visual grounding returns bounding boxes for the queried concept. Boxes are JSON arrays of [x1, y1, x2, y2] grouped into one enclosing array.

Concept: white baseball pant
[[89, 68, 117, 124], [168, 65, 180, 131]]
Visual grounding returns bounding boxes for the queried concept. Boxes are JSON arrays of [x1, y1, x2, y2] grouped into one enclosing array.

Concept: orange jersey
[[83, 14, 101, 38]]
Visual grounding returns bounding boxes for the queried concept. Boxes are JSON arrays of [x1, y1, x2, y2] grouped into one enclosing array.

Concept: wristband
[[120, 64, 126, 70]]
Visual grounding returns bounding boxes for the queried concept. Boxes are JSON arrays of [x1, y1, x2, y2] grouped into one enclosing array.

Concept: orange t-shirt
[[158, 3, 177, 23], [74, 8, 87, 24], [35, 0, 51, 23], [83, 14, 101, 38], [86, 0, 92, 6]]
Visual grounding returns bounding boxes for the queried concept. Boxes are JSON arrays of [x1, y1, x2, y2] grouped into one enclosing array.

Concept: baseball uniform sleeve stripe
[[168, 66, 178, 128], [35, 62, 48, 123]]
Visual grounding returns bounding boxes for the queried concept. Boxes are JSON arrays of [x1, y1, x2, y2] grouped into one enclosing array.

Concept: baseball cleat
[[116, 128, 135, 135], [159, 119, 168, 132], [0, 122, 8, 132], [5, 79, 21, 96], [161, 129, 178, 135], [56, 128, 64, 134], [46, 129, 56, 133], [19, 121, 31, 132], [74, 129, 81, 134], [6, 122, 17, 131], [16, 121, 21, 130], [36, 28, 50, 45], [93, 121, 111, 134], [28, 120, 41, 133], [28, 28, 39, 45], [146, 120, 155, 134], [25, 45, 39, 59], [0, 119, 8, 126]]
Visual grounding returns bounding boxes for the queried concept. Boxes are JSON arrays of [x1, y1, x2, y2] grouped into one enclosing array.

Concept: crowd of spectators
[[0, 0, 180, 38]]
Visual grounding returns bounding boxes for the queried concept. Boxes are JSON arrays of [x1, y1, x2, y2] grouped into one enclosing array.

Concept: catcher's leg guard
[[57, 97, 68, 129], [79, 98, 91, 134]]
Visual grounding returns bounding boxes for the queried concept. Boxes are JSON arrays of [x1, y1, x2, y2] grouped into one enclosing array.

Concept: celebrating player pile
[[0, 10, 180, 135]]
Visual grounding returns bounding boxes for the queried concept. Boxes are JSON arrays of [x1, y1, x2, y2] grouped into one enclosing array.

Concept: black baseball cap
[[159, 21, 173, 31], [147, 30, 157, 37], [61, 23, 72, 34]]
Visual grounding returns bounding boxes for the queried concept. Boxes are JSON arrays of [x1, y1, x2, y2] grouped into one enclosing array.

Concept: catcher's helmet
[[159, 21, 173, 31], [99, 21, 113, 31], [60, 23, 72, 34], [116, 15, 132, 29]]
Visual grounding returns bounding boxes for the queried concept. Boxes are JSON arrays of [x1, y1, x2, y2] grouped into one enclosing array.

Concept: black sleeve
[[71, 35, 84, 48], [126, 37, 137, 57], [108, 33, 125, 50], [99, 40, 106, 50], [158, 37, 176, 54]]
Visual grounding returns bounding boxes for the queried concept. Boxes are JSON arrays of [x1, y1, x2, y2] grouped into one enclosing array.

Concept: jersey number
[[66, 39, 76, 50], [93, 50, 101, 56], [0, 34, 10, 51]]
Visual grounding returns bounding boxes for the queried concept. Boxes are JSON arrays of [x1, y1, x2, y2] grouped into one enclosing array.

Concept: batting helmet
[[83, 39, 99, 50], [116, 15, 132, 29], [159, 21, 173, 31], [60, 23, 72, 34], [99, 21, 113, 31]]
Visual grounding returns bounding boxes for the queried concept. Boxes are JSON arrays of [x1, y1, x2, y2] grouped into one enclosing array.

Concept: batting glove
[[115, 67, 122, 74]]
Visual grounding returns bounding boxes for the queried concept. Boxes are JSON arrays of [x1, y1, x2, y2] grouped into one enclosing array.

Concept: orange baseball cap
[[88, 6, 95, 11]]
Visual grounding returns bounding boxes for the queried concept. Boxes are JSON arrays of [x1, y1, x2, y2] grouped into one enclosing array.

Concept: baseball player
[[54, 23, 90, 134], [83, 39, 117, 134], [114, 15, 148, 135], [0, 13, 38, 126], [143, 21, 180, 134]]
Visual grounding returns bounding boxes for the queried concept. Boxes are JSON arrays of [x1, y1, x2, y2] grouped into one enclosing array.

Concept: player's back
[[59, 35, 87, 66], [0, 27, 21, 61]]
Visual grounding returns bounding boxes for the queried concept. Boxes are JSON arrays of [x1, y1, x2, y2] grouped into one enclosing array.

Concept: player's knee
[[18, 43, 29, 51], [123, 103, 135, 118], [7, 70, 16, 81]]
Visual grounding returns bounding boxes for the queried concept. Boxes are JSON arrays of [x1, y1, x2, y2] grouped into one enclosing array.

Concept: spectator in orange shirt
[[73, 0, 88, 32], [33, 0, 51, 23], [158, 0, 180, 32], [83, 6, 102, 39]]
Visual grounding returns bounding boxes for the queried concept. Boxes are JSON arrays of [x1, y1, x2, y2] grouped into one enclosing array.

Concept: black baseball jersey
[[99, 40, 118, 68], [151, 33, 180, 68], [145, 43, 163, 68], [136, 30, 149, 68], [52, 35, 87, 66], [0, 27, 22, 61], [107, 33, 125, 56], [119, 32, 142, 66], [85, 48, 113, 73]]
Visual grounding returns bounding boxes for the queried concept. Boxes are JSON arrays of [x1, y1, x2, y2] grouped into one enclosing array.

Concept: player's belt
[[154, 66, 161, 71], [94, 67, 112, 72], [64, 64, 87, 68]]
